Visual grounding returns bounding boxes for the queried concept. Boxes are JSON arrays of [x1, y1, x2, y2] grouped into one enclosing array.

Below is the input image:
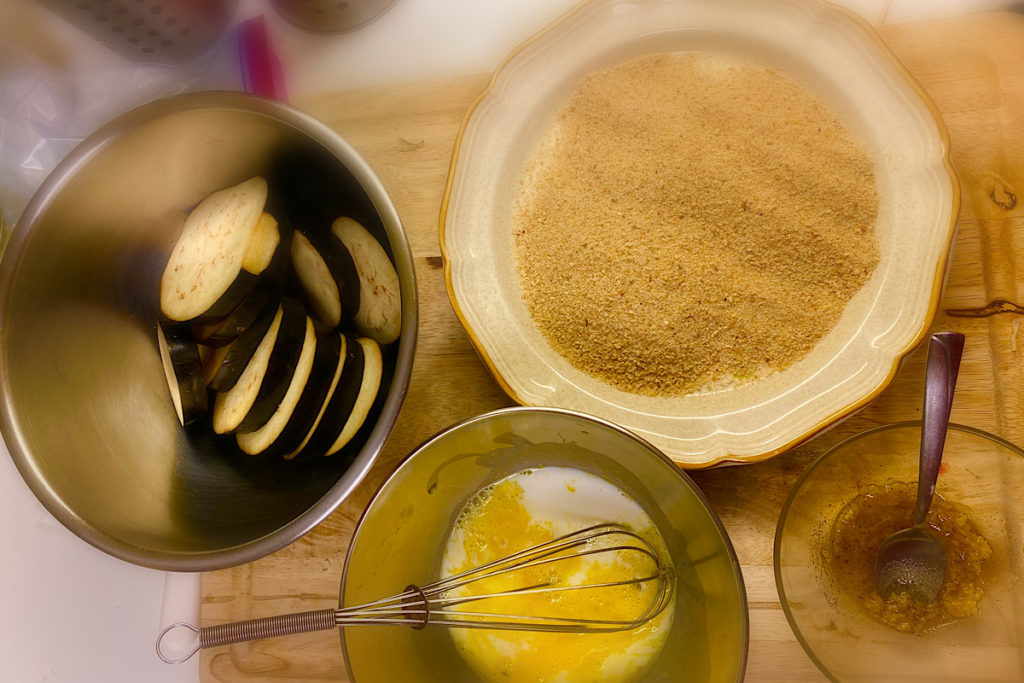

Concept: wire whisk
[[157, 523, 675, 663]]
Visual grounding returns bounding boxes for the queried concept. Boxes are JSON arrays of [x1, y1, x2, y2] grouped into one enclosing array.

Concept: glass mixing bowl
[[339, 407, 748, 682], [775, 421, 1024, 681]]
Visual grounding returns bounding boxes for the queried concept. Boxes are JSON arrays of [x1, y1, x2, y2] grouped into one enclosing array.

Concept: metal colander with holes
[[268, 0, 398, 33], [39, 0, 237, 63]]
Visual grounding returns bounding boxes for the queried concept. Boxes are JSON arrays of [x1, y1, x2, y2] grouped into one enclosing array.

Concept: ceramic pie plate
[[439, 0, 959, 468]]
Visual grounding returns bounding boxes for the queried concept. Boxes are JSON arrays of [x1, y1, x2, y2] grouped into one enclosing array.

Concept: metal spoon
[[874, 331, 965, 602]]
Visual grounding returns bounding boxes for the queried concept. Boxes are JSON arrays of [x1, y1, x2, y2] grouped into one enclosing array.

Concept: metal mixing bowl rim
[[772, 420, 1024, 682], [0, 91, 418, 571], [337, 405, 749, 681]]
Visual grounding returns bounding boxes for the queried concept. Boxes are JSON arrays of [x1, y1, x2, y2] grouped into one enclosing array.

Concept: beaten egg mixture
[[441, 467, 674, 682]]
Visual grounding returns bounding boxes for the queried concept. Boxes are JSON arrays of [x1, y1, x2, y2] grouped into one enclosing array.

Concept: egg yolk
[[441, 473, 673, 682]]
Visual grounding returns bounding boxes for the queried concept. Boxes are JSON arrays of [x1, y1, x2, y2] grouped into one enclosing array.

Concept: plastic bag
[[0, 17, 281, 229]]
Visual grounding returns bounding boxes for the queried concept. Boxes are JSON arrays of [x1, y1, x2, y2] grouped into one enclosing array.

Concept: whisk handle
[[156, 609, 336, 664]]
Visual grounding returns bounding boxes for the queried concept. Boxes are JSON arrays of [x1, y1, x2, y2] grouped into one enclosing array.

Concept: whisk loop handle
[[156, 609, 337, 664]]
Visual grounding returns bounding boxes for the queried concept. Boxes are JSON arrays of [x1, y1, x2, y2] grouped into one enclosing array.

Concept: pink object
[[239, 15, 287, 101]]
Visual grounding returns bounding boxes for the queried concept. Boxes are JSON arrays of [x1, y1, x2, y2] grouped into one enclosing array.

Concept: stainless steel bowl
[[340, 407, 748, 682], [0, 92, 417, 571]]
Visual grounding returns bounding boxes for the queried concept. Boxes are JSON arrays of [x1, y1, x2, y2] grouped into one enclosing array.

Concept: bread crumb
[[514, 53, 880, 396]]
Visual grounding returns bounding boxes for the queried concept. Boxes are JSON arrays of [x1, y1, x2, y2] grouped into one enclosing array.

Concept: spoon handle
[[914, 331, 965, 528]]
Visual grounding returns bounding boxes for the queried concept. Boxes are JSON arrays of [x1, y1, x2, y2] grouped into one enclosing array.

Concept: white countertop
[[0, 0, 1010, 681]]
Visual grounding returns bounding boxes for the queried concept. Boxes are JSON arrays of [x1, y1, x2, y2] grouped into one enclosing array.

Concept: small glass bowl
[[775, 421, 1024, 682]]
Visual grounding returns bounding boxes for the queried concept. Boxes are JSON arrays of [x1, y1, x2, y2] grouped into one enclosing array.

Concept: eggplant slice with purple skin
[[232, 297, 308, 433], [297, 335, 383, 457], [290, 227, 360, 328], [330, 217, 401, 345], [160, 177, 269, 323], [291, 217, 401, 344], [284, 333, 347, 460], [242, 212, 282, 276], [157, 322, 208, 426], [192, 211, 288, 346], [211, 302, 285, 434], [236, 322, 339, 457], [198, 343, 232, 387], [326, 336, 383, 455], [208, 299, 280, 393], [193, 285, 276, 348]]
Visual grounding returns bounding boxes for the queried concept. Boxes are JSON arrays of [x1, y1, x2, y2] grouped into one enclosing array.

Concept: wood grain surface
[[200, 12, 1024, 681]]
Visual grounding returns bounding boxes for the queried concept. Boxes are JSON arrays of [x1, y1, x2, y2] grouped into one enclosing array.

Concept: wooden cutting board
[[199, 11, 1024, 681]]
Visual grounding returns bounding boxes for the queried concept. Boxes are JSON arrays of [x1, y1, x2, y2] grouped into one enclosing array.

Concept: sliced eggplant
[[297, 335, 363, 457], [194, 286, 275, 348], [208, 299, 279, 392], [284, 334, 347, 460], [323, 335, 380, 454], [156, 322, 208, 426], [198, 343, 232, 386], [233, 298, 308, 433], [236, 316, 317, 455], [299, 335, 383, 457], [246, 210, 293, 290], [193, 213, 284, 348], [331, 217, 401, 344], [290, 227, 359, 328], [327, 336, 383, 455], [160, 177, 268, 322], [242, 212, 281, 275], [245, 330, 343, 459], [211, 303, 284, 434]]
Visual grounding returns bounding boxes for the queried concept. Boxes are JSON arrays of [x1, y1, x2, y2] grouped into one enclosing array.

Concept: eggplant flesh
[[236, 316, 317, 455], [157, 322, 208, 426], [297, 335, 383, 457], [285, 334, 347, 460], [208, 299, 280, 392], [160, 177, 268, 322], [194, 285, 276, 349], [211, 303, 283, 434], [192, 213, 283, 347], [327, 336, 383, 455], [258, 331, 343, 459], [157, 181, 400, 462], [242, 212, 281, 275], [298, 335, 365, 458], [234, 298, 308, 433], [172, 270, 260, 326], [198, 343, 232, 386], [331, 217, 401, 345], [291, 228, 359, 328]]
